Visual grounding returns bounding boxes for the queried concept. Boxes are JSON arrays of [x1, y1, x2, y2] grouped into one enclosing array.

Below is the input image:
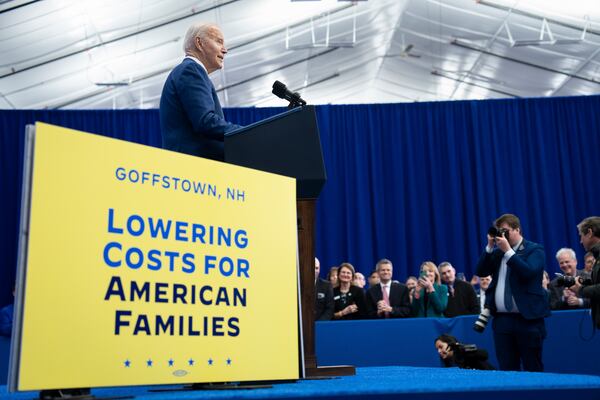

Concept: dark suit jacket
[[581, 243, 600, 328], [444, 279, 480, 318], [366, 282, 411, 318], [476, 239, 550, 320], [159, 57, 240, 160], [315, 278, 334, 321]]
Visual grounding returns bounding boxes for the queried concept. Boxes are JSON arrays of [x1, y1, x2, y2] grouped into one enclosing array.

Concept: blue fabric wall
[[1, 96, 599, 307]]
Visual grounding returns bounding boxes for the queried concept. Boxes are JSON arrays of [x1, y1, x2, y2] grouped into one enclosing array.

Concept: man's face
[[584, 255, 595, 272], [557, 253, 577, 276], [498, 223, 521, 247], [198, 26, 227, 73], [439, 265, 455, 284], [580, 229, 595, 252], [315, 258, 320, 280], [479, 276, 492, 291], [377, 263, 393, 283], [368, 273, 380, 287]]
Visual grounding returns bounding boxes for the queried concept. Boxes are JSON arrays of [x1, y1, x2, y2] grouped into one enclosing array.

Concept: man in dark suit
[[366, 259, 411, 318], [315, 258, 334, 321], [439, 262, 480, 318], [571, 217, 600, 328], [476, 214, 550, 372], [160, 23, 241, 160]]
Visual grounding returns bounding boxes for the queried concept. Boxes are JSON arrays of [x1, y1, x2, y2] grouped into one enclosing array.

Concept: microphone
[[272, 80, 306, 108]]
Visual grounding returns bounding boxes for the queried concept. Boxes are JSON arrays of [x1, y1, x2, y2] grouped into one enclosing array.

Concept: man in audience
[[476, 213, 549, 372], [366, 259, 411, 318], [315, 258, 334, 320], [477, 275, 492, 313], [367, 270, 380, 288], [406, 276, 418, 304], [353, 272, 366, 289], [439, 262, 480, 317], [549, 248, 589, 310], [582, 251, 595, 279]]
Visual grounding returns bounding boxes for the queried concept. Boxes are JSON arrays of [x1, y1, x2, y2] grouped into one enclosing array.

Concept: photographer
[[570, 217, 600, 328], [476, 214, 550, 372], [434, 334, 495, 370]]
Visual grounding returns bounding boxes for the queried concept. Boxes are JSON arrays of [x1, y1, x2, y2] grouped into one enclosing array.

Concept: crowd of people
[[316, 214, 600, 372], [315, 246, 596, 322]]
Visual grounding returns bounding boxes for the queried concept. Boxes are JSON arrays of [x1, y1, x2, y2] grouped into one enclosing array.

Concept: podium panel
[[225, 106, 326, 199]]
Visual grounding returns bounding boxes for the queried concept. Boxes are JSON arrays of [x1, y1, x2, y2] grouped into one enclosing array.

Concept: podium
[[225, 106, 355, 378]]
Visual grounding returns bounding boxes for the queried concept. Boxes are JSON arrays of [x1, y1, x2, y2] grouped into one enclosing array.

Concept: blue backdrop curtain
[[1, 96, 599, 307]]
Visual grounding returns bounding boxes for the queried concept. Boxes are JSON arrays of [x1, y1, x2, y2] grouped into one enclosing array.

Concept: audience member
[[439, 262, 479, 318], [406, 276, 418, 303], [411, 261, 448, 318], [470, 274, 480, 291], [315, 258, 334, 321], [368, 270, 380, 288], [435, 334, 495, 370], [582, 251, 595, 279], [327, 266, 339, 288], [333, 263, 367, 320], [477, 275, 492, 313], [366, 259, 411, 318], [476, 213, 549, 372], [549, 248, 589, 310], [353, 272, 366, 289]]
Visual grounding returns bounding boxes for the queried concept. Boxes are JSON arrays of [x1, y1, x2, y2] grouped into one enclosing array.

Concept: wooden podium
[[225, 106, 355, 378]]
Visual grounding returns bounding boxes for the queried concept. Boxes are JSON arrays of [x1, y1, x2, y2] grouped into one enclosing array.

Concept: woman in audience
[[332, 263, 367, 320], [411, 261, 448, 317], [327, 266, 339, 288]]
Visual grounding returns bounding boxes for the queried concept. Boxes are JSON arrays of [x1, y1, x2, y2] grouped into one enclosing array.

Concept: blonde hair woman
[[411, 261, 448, 317]]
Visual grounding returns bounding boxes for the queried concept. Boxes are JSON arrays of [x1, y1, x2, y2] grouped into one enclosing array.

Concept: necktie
[[448, 283, 454, 297], [382, 285, 390, 318], [504, 267, 514, 311]]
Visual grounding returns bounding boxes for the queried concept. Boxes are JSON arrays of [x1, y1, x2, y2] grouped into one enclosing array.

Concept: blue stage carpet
[[2, 366, 600, 400]]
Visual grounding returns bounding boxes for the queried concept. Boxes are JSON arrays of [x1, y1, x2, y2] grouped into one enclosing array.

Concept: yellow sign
[[15, 122, 299, 390]]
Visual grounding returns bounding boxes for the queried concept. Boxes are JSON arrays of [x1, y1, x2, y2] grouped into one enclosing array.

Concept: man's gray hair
[[183, 23, 216, 53], [555, 247, 576, 261]]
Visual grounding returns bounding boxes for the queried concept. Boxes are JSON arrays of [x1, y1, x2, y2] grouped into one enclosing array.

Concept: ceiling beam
[[452, 39, 600, 86], [0, 0, 242, 79]]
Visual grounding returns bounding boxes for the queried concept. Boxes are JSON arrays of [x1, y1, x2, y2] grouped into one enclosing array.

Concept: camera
[[555, 273, 593, 288], [449, 342, 478, 355], [473, 307, 491, 333], [488, 226, 508, 238]]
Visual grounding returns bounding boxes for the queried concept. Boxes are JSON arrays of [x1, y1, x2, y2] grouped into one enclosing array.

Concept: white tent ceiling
[[1, 0, 599, 109]]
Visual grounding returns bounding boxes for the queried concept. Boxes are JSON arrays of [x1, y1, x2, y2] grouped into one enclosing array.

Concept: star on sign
[[208, 358, 214, 366], [168, 359, 174, 367], [188, 358, 195, 366], [124, 360, 131, 367], [147, 359, 153, 367], [226, 358, 232, 366]]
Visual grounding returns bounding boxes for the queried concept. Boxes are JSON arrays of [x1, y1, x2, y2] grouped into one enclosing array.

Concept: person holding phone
[[411, 261, 448, 317]]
